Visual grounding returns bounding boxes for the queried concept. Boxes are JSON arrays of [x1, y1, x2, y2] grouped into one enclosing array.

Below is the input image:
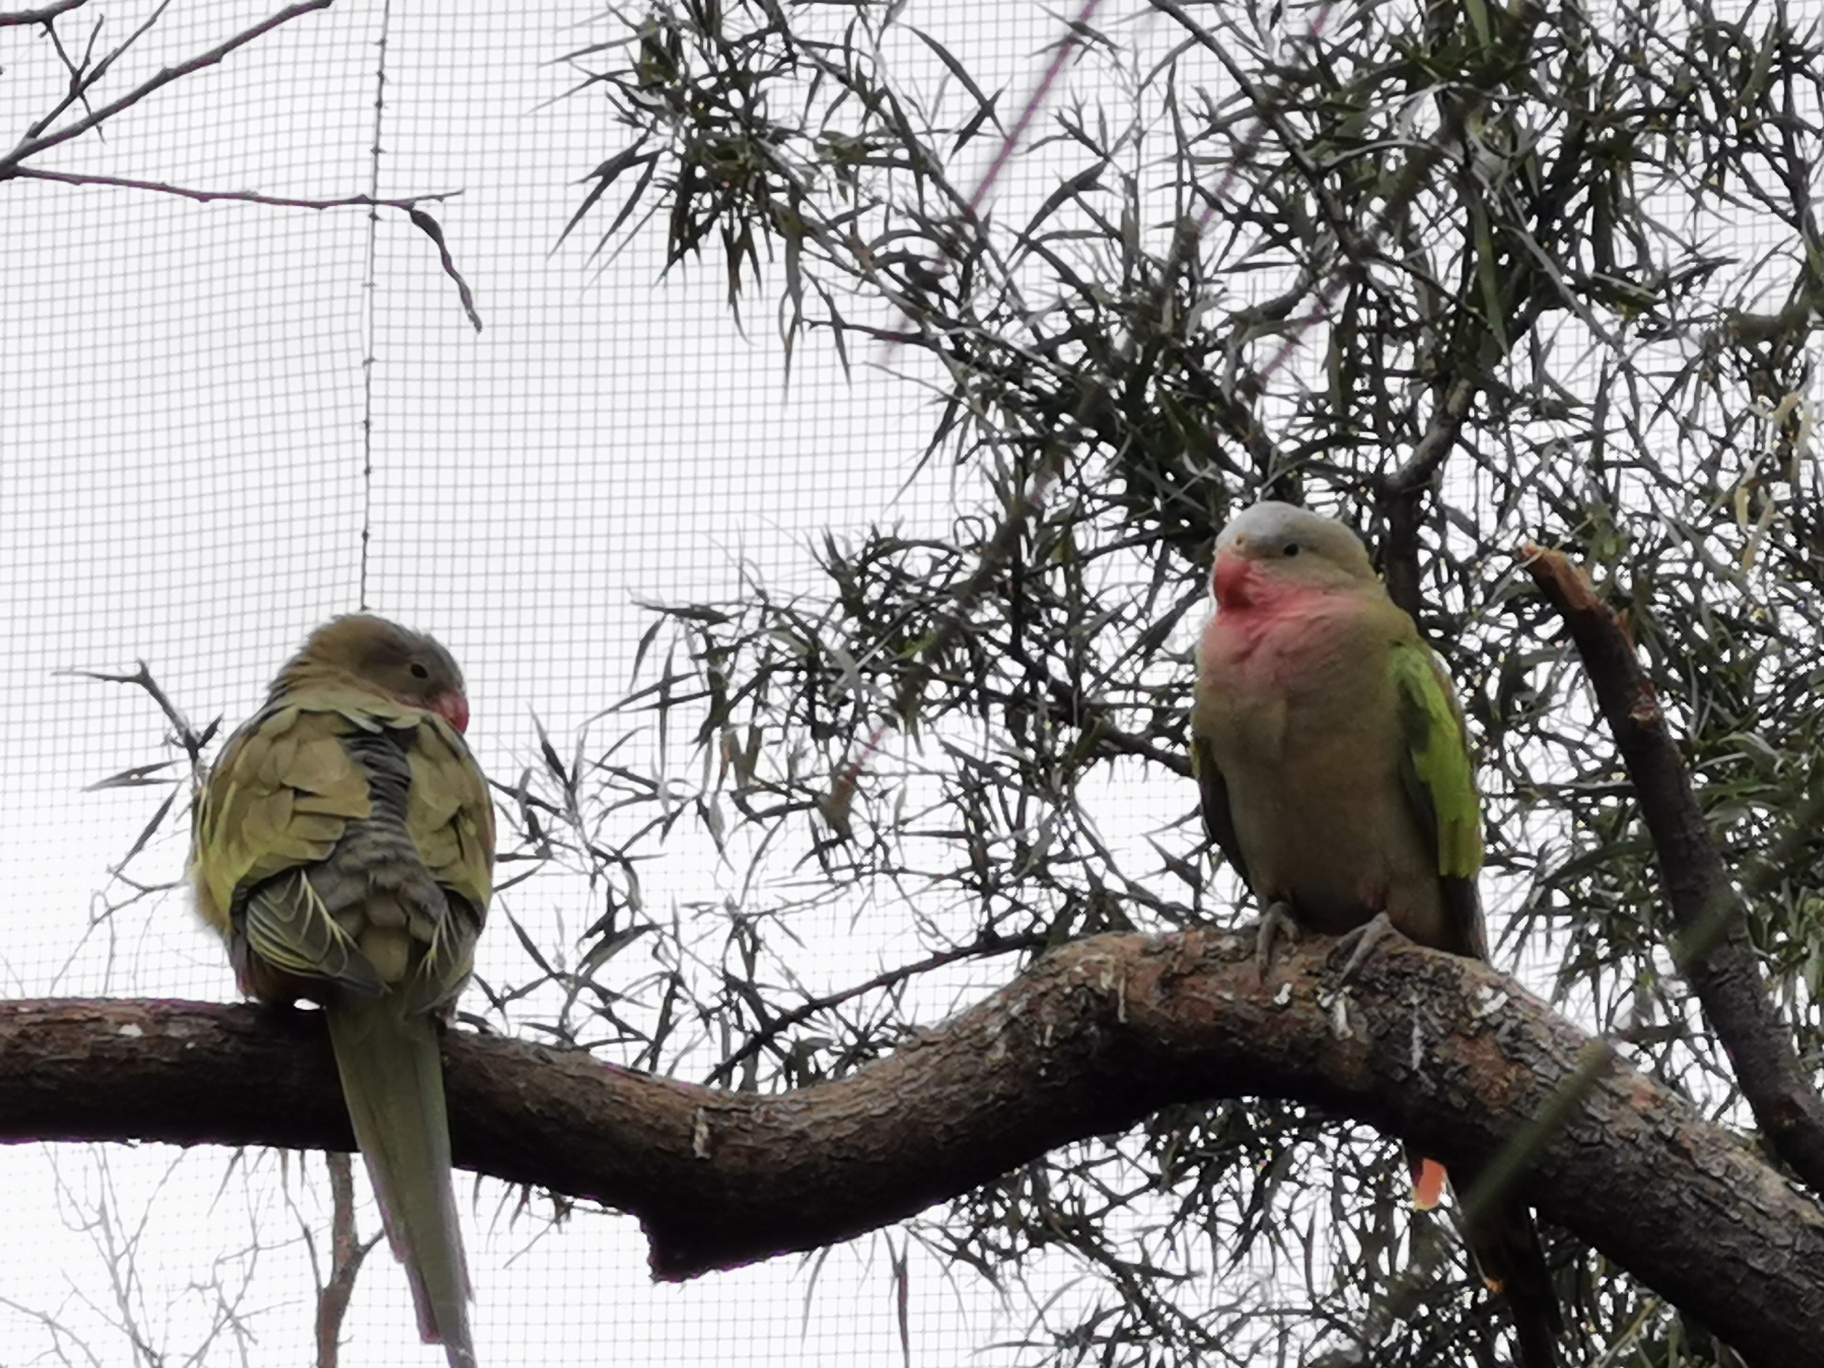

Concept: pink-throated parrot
[[1189, 502, 1561, 1367], [189, 616, 494, 1368]]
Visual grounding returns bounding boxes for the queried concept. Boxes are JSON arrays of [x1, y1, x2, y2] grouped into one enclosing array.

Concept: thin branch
[[42, 10, 103, 129], [0, 0, 332, 174], [960, 0, 1103, 221], [313, 1152, 379, 1368], [59, 661, 213, 775], [702, 931, 1047, 1087], [1378, 375, 1479, 621], [0, 0, 87, 27], [12, 167, 460, 213], [1520, 542, 1824, 1196], [21, 0, 172, 144]]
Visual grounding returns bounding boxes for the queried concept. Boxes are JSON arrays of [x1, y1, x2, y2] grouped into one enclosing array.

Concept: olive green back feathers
[[190, 616, 493, 1007], [187, 615, 494, 1367]]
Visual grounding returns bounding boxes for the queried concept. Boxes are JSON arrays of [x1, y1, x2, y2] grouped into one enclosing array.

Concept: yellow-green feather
[[1189, 727, 1251, 888], [407, 715, 495, 917], [190, 705, 372, 932], [1390, 641, 1482, 880]]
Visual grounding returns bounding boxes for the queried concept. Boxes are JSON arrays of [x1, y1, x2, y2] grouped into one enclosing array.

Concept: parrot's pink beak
[[1211, 548, 1255, 610], [434, 691, 470, 734]]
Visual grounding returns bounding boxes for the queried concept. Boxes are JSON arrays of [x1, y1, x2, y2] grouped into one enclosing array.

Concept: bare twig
[[0, 0, 333, 173], [19, 166, 480, 330], [59, 662, 214, 777], [21, 0, 172, 143], [1378, 376, 1479, 621], [313, 1153, 380, 1368], [12, 167, 460, 213], [42, 9, 103, 128], [0, 0, 87, 27]]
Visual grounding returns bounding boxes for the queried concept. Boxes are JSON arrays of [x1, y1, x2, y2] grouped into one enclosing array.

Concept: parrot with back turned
[[1188, 502, 1561, 1368], [189, 615, 494, 1368]]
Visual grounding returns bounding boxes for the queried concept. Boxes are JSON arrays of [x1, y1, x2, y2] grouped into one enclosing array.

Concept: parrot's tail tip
[[1410, 1157, 1448, 1211]]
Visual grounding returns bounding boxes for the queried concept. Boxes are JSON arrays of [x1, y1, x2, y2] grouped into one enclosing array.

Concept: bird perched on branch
[[189, 615, 494, 1368], [1188, 501, 1561, 1368]]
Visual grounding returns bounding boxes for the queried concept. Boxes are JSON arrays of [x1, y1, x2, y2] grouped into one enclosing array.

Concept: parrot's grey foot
[[1332, 911, 1402, 983], [1256, 900, 1298, 978]]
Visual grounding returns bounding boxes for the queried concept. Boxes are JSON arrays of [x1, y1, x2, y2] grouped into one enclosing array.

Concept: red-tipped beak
[[1211, 548, 1254, 609], [434, 691, 471, 734]]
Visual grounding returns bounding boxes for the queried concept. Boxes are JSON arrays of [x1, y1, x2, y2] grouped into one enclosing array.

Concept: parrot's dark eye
[[409, 662, 430, 680], [1282, 542, 1300, 557]]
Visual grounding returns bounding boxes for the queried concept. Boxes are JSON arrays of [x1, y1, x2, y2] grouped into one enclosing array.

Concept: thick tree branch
[[1522, 543, 1824, 1197], [1, 932, 1820, 1362]]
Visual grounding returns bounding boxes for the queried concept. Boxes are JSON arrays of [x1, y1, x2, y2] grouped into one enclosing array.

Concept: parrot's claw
[[1332, 910, 1403, 983], [1256, 900, 1298, 978]]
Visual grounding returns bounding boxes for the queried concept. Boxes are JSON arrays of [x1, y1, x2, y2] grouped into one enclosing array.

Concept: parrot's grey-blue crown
[[1215, 501, 1373, 579]]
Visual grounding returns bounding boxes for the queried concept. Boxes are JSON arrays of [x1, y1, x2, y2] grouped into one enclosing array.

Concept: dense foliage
[[524, 0, 1824, 1361]]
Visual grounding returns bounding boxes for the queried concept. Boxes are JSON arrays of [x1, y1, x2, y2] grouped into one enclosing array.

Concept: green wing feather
[[407, 716, 494, 917], [403, 714, 493, 1013], [1393, 640, 1563, 1359], [1391, 641, 1487, 959], [191, 705, 376, 992]]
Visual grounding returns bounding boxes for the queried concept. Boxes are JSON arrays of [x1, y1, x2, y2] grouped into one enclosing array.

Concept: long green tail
[[325, 997, 474, 1368]]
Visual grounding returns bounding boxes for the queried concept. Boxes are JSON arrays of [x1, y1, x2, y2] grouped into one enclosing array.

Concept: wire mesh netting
[[8, 0, 1824, 1364], [2, 1, 1090, 1362]]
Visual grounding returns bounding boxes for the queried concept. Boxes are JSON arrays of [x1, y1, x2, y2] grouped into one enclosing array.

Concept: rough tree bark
[[1, 930, 1819, 1366]]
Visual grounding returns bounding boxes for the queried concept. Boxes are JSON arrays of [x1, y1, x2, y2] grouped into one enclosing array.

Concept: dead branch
[[1521, 543, 1824, 1197], [312, 1151, 378, 1368]]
